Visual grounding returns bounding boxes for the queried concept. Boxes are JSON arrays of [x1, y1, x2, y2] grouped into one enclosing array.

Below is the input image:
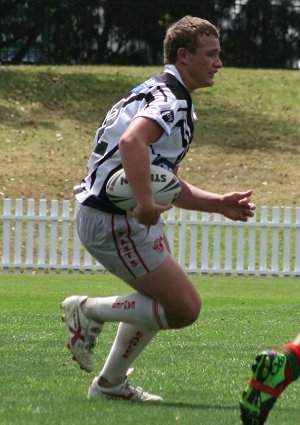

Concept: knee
[[167, 295, 201, 329], [182, 295, 201, 327]]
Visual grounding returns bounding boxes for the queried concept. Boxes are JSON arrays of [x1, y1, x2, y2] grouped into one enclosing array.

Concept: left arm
[[174, 178, 256, 222]]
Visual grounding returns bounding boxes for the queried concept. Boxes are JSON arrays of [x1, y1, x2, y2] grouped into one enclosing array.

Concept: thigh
[[127, 254, 201, 325]]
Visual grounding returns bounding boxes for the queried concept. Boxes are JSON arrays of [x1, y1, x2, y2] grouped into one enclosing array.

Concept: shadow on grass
[[159, 401, 238, 410], [133, 401, 300, 415]]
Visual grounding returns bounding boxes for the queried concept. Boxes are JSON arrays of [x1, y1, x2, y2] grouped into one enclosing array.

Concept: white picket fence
[[1, 198, 300, 276]]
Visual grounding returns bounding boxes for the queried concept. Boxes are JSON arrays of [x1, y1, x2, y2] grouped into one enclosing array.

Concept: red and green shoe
[[240, 347, 299, 425]]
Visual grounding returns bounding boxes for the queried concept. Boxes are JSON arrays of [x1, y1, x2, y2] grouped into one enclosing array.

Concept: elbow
[[119, 133, 136, 155], [119, 134, 129, 149]]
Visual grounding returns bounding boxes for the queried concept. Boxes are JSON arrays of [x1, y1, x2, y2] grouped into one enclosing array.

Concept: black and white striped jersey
[[75, 65, 196, 214]]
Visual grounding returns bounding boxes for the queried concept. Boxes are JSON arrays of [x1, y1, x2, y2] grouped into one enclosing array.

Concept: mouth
[[209, 70, 218, 78]]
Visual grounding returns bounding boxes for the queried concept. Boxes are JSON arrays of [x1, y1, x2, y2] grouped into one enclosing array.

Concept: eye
[[210, 52, 221, 61]]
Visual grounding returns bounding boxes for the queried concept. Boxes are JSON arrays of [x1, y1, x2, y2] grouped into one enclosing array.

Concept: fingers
[[238, 190, 256, 210], [133, 203, 173, 225], [244, 208, 255, 218], [236, 190, 253, 201], [238, 207, 256, 222], [239, 198, 256, 209], [238, 189, 253, 199], [243, 189, 253, 197]]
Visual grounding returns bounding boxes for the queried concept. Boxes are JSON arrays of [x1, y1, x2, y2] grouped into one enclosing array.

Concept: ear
[[177, 47, 189, 64]]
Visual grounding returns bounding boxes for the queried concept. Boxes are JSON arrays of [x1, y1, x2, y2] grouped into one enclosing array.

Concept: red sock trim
[[280, 343, 300, 385], [281, 343, 300, 363], [285, 363, 292, 385]]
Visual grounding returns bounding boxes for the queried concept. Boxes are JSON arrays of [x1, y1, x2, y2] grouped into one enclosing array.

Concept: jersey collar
[[164, 64, 197, 121], [164, 64, 186, 89]]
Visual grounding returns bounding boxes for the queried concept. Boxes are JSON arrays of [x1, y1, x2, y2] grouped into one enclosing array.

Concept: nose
[[216, 56, 223, 68]]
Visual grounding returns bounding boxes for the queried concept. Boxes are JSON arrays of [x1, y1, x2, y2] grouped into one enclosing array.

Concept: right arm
[[119, 116, 170, 225]]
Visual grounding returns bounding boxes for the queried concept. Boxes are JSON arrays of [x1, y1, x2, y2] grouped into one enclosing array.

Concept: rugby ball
[[106, 165, 181, 211]]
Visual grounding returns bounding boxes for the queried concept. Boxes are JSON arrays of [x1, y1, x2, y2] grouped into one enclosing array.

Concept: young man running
[[240, 333, 300, 424], [60, 15, 255, 402]]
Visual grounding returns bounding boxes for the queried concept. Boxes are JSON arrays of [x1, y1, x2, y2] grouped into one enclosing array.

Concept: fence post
[[283, 207, 292, 274], [201, 212, 210, 272], [2, 198, 12, 267], [224, 217, 233, 273], [14, 199, 23, 268], [178, 209, 187, 268], [248, 214, 256, 273], [38, 199, 47, 267], [259, 206, 268, 273], [295, 208, 300, 276], [213, 213, 221, 272], [26, 199, 35, 267], [189, 210, 198, 271], [236, 224, 244, 273], [165, 208, 176, 256], [61, 200, 70, 267], [50, 200, 58, 268], [73, 209, 81, 268], [271, 207, 280, 274]]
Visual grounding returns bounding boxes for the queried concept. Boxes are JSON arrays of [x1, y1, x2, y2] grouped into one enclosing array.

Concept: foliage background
[[1, 0, 300, 68]]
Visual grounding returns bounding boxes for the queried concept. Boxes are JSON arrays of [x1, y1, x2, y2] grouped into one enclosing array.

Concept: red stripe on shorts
[[111, 215, 137, 279], [125, 216, 150, 274]]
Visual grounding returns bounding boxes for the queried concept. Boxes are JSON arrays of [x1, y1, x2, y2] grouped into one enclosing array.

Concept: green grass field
[[0, 274, 299, 425]]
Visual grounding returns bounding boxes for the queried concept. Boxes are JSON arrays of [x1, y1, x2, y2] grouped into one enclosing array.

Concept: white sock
[[82, 292, 169, 330], [98, 322, 158, 387]]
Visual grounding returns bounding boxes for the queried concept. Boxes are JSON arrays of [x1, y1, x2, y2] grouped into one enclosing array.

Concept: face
[[178, 34, 223, 92]]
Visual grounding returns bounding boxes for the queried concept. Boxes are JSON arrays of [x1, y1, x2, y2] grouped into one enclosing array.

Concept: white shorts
[[76, 204, 169, 282]]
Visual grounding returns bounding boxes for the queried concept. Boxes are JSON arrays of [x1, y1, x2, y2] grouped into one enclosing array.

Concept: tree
[[0, 0, 299, 67], [0, 0, 107, 64], [223, 0, 300, 68], [0, 0, 240, 65]]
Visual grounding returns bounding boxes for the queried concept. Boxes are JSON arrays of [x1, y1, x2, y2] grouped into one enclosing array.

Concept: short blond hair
[[163, 15, 219, 64]]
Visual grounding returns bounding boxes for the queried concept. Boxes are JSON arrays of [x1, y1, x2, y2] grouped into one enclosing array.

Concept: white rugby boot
[[60, 295, 103, 373], [87, 376, 163, 402]]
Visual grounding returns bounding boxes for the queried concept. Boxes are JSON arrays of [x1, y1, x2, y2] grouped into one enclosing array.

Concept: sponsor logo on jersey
[[152, 159, 175, 172], [161, 109, 174, 123], [131, 77, 158, 94]]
